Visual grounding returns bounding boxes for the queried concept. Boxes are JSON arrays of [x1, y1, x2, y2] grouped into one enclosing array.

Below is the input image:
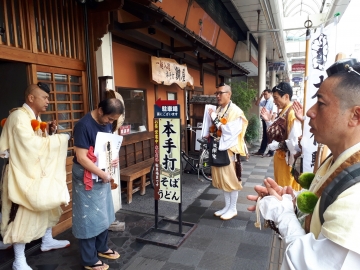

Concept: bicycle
[[149, 128, 212, 188]]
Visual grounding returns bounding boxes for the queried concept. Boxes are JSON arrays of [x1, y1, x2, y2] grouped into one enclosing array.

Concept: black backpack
[[319, 162, 360, 225]]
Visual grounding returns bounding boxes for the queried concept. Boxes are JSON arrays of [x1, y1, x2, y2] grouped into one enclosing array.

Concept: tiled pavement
[[0, 153, 284, 270]]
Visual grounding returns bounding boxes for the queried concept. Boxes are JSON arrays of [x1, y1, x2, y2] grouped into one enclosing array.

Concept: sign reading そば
[[150, 56, 194, 89]]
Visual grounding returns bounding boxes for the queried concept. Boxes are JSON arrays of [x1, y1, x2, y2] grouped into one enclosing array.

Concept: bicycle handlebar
[[197, 138, 208, 145]]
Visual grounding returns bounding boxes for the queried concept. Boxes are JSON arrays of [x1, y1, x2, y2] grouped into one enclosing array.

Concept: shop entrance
[[0, 60, 31, 267]]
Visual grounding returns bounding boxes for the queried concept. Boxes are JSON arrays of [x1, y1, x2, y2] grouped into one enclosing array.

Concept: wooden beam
[[231, 74, 245, 77], [0, 46, 86, 70], [217, 66, 232, 70], [198, 53, 204, 86], [91, 0, 124, 12], [117, 20, 155, 30], [121, 0, 248, 75], [184, 0, 193, 26], [201, 58, 217, 63], [172, 46, 195, 53], [110, 27, 232, 77]]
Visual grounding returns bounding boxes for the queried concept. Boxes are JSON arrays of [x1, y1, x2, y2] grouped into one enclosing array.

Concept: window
[[167, 92, 177, 100], [117, 88, 147, 134], [37, 68, 85, 157]]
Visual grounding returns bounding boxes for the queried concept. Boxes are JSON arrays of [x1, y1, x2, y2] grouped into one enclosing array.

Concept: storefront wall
[[111, 1, 241, 172], [112, 43, 187, 131], [154, 0, 237, 58], [0, 0, 88, 236]]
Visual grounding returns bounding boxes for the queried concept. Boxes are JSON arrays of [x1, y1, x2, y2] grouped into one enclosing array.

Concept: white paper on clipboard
[[201, 104, 216, 138], [92, 132, 123, 181]]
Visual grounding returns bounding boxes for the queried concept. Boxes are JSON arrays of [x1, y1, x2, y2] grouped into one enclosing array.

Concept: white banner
[[302, 23, 336, 173]]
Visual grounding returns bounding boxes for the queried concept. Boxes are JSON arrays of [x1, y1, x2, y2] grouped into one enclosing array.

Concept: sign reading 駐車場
[[150, 56, 194, 89], [154, 99, 181, 203]]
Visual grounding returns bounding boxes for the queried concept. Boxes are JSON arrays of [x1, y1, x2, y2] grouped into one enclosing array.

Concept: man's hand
[[111, 157, 119, 167], [48, 120, 57, 135], [247, 178, 282, 211], [247, 178, 297, 211], [260, 107, 271, 122], [292, 101, 304, 122], [298, 135, 303, 150], [102, 172, 113, 184]]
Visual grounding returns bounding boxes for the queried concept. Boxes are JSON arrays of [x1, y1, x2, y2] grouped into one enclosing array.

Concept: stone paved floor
[[0, 152, 283, 270]]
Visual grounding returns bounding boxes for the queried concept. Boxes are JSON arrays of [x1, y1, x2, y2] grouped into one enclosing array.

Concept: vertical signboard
[[154, 99, 181, 203], [302, 23, 336, 173], [137, 98, 196, 248]]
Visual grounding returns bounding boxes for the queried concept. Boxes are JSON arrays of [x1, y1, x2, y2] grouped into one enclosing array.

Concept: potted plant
[[230, 80, 260, 145]]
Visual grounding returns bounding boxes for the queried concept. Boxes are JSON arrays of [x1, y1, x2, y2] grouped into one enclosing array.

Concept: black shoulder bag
[[208, 137, 230, 167]]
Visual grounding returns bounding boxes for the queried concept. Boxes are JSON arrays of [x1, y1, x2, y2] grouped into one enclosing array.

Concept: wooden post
[[302, 28, 311, 120]]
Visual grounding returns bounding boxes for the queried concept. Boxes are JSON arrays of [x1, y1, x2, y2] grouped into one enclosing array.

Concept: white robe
[[0, 105, 69, 243], [281, 142, 360, 269]]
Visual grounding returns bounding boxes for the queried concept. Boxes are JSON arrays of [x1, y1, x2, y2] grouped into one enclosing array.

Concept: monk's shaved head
[[223, 84, 232, 94], [24, 84, 50, 116], [24, 84, 41, 101]]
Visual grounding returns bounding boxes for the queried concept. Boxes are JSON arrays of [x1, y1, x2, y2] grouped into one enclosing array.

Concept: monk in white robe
[[206, 84, 248, 220], [0, 84, 70, 270], [248, 60, 360, 269]]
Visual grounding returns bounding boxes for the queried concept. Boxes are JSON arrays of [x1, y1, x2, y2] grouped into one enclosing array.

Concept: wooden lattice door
[[36, 65, 88, 234]]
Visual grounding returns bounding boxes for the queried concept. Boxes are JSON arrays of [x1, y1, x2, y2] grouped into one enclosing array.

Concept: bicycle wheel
[[150, 162, 155, 189], [182, 151, 199, 175], [199, 149, 212, 181]]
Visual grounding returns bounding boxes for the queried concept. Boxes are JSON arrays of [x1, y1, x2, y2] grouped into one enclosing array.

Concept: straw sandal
[[98, 249, 120, 260], [84, 260, 109, 270]]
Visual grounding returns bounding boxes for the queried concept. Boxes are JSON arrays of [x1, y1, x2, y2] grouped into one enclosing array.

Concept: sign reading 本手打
[[150, 56, 194, 89]]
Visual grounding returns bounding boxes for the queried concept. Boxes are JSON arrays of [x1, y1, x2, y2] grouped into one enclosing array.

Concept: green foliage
[[230, 80, 259, 144], [230, 80, 257, 115], [298, 172, 315, 190], [297, 191, 319, 214], [245, 114, 260, 144]]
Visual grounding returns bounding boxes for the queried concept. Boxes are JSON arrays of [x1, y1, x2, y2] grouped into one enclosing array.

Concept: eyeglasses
[[326, 58, 360, 77], [214, 91, 229, 96]]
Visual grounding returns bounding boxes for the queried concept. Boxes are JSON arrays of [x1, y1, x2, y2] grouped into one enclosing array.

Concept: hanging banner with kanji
[[302, 22, 336, 173], [150, 56, 194, 89], [154, 102, 181, 203]]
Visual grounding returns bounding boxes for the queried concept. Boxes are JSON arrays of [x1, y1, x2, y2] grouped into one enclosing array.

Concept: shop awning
[[109, 0, 249, 79]]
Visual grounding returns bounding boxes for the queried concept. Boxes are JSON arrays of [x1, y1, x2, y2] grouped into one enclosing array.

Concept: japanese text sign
[[150, 56, 194, 89], [292, 63, 305, 72], [154, 117, 181, 203]]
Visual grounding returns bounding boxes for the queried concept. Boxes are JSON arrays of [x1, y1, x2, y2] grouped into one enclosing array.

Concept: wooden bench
[[120, 158, 153, 204], [119, 131, 154, 204]]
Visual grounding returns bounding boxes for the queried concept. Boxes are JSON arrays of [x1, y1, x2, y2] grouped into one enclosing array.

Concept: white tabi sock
[[221, 190, 238, 220], [40, 227, 70, 252], [12, 243, 32, 270], [214, 191, 231, 217]]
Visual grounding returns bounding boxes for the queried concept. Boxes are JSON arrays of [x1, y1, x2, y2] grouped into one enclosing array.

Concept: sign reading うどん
[[150, 56, 194, 89]]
